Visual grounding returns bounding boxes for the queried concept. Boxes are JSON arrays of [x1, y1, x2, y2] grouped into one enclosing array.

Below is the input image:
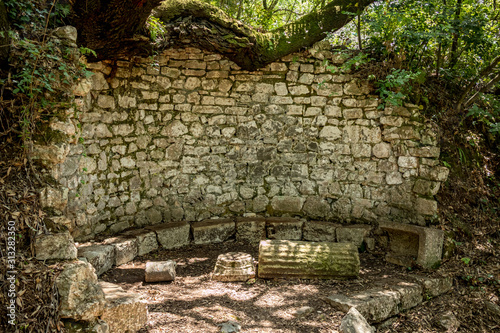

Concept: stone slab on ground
[[303, 220, 337, 242], [235, 217, 266, 243], [145, 260, 176, 282], [409, 275, 453, 298], [103, 237, 138, 266], [340, 307, 375, 333], [192, 218, 235, 245], [35, 231, 77, 260], [336, 225, 371, 248], [122, 228, 158, 256], [212, 252, 255, 282], [57, 261, 105, 321], [380, 221, 444, 269], [147, 222, 190, 249], [266, 217, 304, 240], [258, 240, 359, 279], [77, 244, 115, 276], [99, 281, 148, 333]]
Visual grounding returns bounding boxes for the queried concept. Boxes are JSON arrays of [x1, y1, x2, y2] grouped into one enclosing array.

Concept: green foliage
[[461, 257, 471, 265], [466, 102, 500, 135], [146, 16, 167, 43], [377, 69, 421, 109]]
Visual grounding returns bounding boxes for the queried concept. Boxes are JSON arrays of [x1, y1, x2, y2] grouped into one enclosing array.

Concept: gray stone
[[122, 229, 158, 256], [35, 231, 77, 260], [235, 217, 266, 243], [270, 196, 305, 214], [53, 26, 77, 43], [293, 306, 314, 318], [64, 319, 109, 333], [145, 260, 176, 282], [147, 222, 190, 249], [220, 320, 241, 333], [303, 221, 337, 242], [340, 307, 375, 333], [77, 244, 115, 276], [212, 252, 255, 282], [434, 311, 460, 332], [57, 261, 105, 321], [103, 237, 138, 266], [99, 282, 148, 333], [266, 217, 304, 240], [380, 221, 444, 269], [192, 219, 235, 245], [336, 225, 371, 248], [302, 197, 331, 219], [410, 275, 453, 298], [413, 179, 441, 196]]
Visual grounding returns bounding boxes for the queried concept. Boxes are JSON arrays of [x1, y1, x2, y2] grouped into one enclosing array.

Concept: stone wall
[[37, 46, 449, 241]]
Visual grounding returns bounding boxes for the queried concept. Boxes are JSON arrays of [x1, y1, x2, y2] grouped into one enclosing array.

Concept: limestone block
[[390, 281, 423, 310], [35, 231, 77, 260], [258, 240, 360, 279], [303, 221, 337, 242], [57, 261, 105, 321], [103, 237, 138, 266], [122, 229, 158, 256], [212, 252, 255, 282], [302, 197, 331, 219], [270, 196, 305, 214], [336, 225, 371, 248], [373, 142, 391, 159], [410, 275, 453, 298], [235, 217, 266, 243], [145, 260, 176, 282], [77, 244, 115, 276], [415, 197, 438, 216], [147, 222, 190, 249], [380, 221, 444, 269], [53, 26, 77, 43], [32, 143, 70, 166], [413, 179, 441, 196], [99, 282, 148, 333], [192, 219, 235, 245], [340, 307, 375, 333], [266, 217, 304, 240]]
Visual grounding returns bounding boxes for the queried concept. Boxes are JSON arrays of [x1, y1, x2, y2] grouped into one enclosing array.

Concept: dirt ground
[[100, 240, 500, 333]]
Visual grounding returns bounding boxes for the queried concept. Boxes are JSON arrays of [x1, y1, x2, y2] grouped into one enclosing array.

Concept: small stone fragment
[[340, 307, 375, 333], [293, 306, 314, 318], [145, 260, 177, 282], [220, 320, 241, 333], [433, 311, 460, 332]]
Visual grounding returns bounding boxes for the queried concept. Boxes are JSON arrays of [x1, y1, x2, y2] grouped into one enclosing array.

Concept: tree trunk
[[0, 0, 10, 69]]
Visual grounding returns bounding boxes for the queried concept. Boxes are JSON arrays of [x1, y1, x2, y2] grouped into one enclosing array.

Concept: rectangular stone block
[[77, 243, 115, 276], [103, 237, 138, 266], [192, 219, 235, 245], [303, 221, 337, 242], [122, 229, 158, 256], [336, 225, 371, 248], [266, 217, 303, 240], [235, 217, 266, 243], [410, 275, 453, 298], [147, 222, 190, 249], [258, 240, 360, 279], [379, 222, 444, 269], [145, 260, 176, 282]]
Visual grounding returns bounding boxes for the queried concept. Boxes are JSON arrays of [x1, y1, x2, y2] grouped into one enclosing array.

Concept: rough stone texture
[[147, 222, 190, 249], [340, 307, 375, 333], [434, 311, 460, 332], [77, 244, 115, 276], [57, 261, 105, 321], [99, 282, 148, 333], [258, 240, 359, 279], [212, 252, 255, 282], [410, 275, 453, 298], [145, 260, 176, 282], [38, 46, 449, 242], [122, 229, 158, 256], [336, 225, 371, 248], [380, 222, 444, 269], [303, 220, 337, 242], [235, 217, 266, 243], [64, 320, 109, 333], [266, 217, 304, 240], [35, 231, 77, 261], [192, 219, 235, 245], [103, 237, 138, 266]]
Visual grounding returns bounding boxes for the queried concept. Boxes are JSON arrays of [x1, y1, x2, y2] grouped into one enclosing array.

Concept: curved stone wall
[[41, 46, 448, 241]]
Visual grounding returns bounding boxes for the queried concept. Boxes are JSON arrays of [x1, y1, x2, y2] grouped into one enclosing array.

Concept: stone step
[[77, 244, 115, 276], [99, 282, 148, 333]]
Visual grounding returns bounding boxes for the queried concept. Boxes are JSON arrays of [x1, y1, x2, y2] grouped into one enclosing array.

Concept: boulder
[[35, 231, 77, 261]]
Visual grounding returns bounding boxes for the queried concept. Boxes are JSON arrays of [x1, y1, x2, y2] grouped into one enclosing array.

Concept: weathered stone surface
[[145, 260, 176, 282], [103, 237, 138, 266], [212, 252, 255, 282], [433, 311, 460, 332], [192, 219, 235, 245], [57, 261, 105, 321], [336, 225, 371, 248], [53, 26, 78, 43], [410, 275, 453, 298], [266, 217, 304, 240], [77, 244, 115, 276], [258, 240, 360, 279], [35, 231, 77, 260], [122, 229, 158, 256], [147, 222, 190, 249], [235, 217, 266, 243], [390, 281, 423, 310], [380, 222, 444, 269], [303, 220, 337, 242], [64, 319, 109, 333], [270, 196, 305, 213], [99, 282, 148, 333], [340, 307, 375, 333]]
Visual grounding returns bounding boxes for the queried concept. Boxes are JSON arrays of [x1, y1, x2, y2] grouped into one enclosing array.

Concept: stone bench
[[379, 221, 444, 269]]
